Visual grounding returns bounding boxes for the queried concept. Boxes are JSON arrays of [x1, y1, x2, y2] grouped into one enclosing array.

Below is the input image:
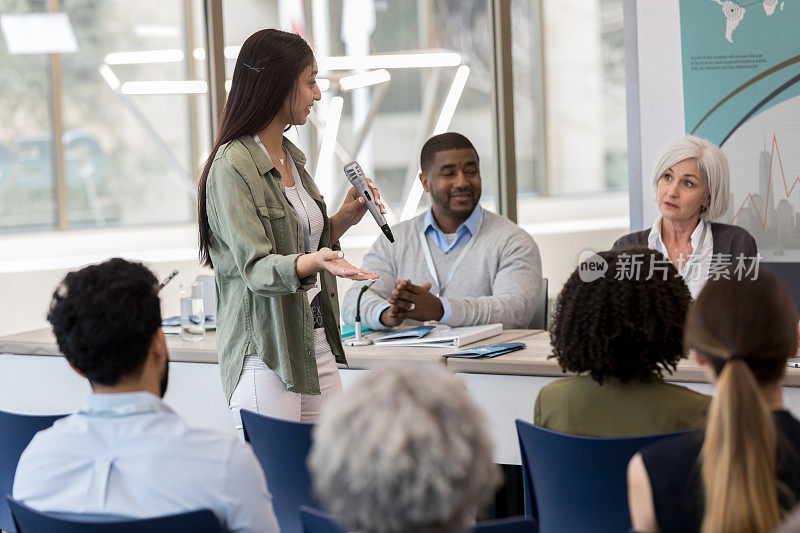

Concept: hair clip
[[243, 62, 263, 73]]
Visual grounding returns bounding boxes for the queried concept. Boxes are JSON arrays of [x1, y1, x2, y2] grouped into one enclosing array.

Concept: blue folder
[[442, 342, 526, 358]]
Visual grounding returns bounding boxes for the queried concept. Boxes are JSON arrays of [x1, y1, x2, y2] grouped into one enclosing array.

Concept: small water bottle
[[179, 282, 205, 342]]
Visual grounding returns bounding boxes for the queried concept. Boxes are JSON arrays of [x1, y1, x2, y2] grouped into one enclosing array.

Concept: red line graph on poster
[[731, 134, 800, 230]]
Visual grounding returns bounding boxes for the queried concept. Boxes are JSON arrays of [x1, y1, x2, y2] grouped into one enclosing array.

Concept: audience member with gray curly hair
[[308, 365, 501, 533]]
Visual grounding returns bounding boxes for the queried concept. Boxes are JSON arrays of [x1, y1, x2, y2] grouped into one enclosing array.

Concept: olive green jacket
[[205, 134, 346, 402], [534, 374, 710, 437]]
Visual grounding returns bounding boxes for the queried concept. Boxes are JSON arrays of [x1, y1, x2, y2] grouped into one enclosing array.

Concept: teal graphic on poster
[[680, 0, 800, 261]]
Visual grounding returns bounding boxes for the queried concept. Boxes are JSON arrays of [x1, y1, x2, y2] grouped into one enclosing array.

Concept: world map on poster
[[711, 0, 785, 43], [680, 0, 800, 261]]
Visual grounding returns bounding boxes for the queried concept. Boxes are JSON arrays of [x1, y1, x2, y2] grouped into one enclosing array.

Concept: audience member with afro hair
[[46, 257, 163, 387], [534, 246, 710, 437]]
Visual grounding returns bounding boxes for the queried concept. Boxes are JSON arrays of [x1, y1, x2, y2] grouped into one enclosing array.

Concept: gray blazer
[[613, 222, 757, 259]]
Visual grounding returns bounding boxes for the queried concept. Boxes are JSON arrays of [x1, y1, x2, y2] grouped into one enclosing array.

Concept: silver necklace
[[256, 135, 285, 166], [266, 145, 285, 167]]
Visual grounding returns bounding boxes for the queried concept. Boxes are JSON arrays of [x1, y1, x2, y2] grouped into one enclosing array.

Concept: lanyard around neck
[[418, 211, 485, 297]]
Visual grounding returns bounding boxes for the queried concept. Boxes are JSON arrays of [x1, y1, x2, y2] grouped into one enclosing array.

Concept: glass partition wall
[[0, 0, 628, 236], [0, 0, 209, 231]]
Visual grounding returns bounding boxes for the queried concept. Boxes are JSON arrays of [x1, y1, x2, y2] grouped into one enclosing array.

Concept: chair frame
[[0, 410, 65, 533], [515, 419, 690, 532], [6, 497, 223, 533]]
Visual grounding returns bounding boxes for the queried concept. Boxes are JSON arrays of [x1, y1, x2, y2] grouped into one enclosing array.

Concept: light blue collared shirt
[[375, 205, 483, 325], [423, 204, 483, 254], [13, 391, 279, 532]]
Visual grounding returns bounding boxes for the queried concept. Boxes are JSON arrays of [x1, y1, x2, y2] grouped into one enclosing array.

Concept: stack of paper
[[373, 323, 502, 348]]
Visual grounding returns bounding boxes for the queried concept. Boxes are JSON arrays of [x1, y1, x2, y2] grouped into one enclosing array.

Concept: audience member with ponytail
[[627, 271, 800, 533]]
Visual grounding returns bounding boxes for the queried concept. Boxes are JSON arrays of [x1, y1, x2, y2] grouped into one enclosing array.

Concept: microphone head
[[343, 161, 365, 184]]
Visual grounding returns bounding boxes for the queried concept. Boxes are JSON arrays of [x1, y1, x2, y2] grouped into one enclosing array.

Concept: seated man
[[13, 258, 279, 532], [342, 132, 542, 330]]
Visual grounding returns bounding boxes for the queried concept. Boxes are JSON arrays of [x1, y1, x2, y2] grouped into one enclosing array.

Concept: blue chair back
[[0, 410, 65, 532], [7, 497, 222, 532], [474, 516, 538, 532], [515, 420, 690, 533], [240, 409, 320, 533], [299, 506, 345, 533], [300, 506, 536, 533]]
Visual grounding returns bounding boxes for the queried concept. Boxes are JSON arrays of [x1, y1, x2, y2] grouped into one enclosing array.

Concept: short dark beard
[[431, 189, 475, 223]]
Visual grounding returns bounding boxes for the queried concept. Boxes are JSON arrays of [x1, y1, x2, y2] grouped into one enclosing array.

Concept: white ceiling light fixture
[[217, 46, 459, 70], [98, 64, 121, 91], [339, 69, 390, 91], [1, 12, 77, 54], [319, 51, 461, 71], [433, 65, 470, 134], [120, 80, 207, 95], [104, 49, 184, 65], [221, 78, 326, 93], [133, 24, 180, 38], [401, 65, 471, 221], [315, 96, 344, 200]]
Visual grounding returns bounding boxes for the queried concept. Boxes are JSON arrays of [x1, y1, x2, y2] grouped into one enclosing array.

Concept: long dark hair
[[684, 273, 799, 533], [198, 29, 314, 267]]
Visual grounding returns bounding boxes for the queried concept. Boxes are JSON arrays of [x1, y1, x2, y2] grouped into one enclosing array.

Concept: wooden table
[[4, 327, 800, 464], [444, 330, 800, 386], [0, 327, 533, 369]]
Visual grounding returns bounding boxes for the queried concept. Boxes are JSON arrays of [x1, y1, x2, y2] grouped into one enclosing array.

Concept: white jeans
[[229, 349, 342, 433]]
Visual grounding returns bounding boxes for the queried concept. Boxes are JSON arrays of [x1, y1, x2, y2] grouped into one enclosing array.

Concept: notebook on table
[[442, 342, 526, 358], [373, 323, 503, 348]]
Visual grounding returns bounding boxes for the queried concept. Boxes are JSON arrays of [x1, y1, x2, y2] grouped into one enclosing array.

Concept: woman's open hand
[[316, 248, 378, 280]]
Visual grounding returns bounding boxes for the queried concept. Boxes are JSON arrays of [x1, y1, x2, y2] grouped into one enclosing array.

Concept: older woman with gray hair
[[308, 365, 501, 533], [614, 135, 756, 298]]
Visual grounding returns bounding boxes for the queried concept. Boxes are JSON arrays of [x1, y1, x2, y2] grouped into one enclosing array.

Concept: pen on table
[[158, 269, 179, 292]]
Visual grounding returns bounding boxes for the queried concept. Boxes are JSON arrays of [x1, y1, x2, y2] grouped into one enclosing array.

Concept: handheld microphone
[[343, 161, 395, 243]]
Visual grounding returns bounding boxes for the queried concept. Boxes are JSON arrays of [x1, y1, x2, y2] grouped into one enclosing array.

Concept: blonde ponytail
[[700, 358, 780, 533]]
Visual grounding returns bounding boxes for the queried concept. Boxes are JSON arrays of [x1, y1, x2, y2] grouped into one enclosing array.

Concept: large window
[[512, 0, 628, 201], [0, 0, 209, 232], [0, 0, 628, 235]]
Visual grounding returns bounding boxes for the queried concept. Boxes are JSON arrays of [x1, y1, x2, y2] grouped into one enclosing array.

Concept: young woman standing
[[198, 29, 380, 425]]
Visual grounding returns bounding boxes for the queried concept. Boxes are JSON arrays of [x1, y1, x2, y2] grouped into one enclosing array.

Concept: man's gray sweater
[[342, 208, 542, 330]]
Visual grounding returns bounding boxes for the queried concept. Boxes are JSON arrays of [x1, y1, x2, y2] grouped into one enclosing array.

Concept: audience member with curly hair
[[308, 365, 501, 533], [534, 246, 710, 436]]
